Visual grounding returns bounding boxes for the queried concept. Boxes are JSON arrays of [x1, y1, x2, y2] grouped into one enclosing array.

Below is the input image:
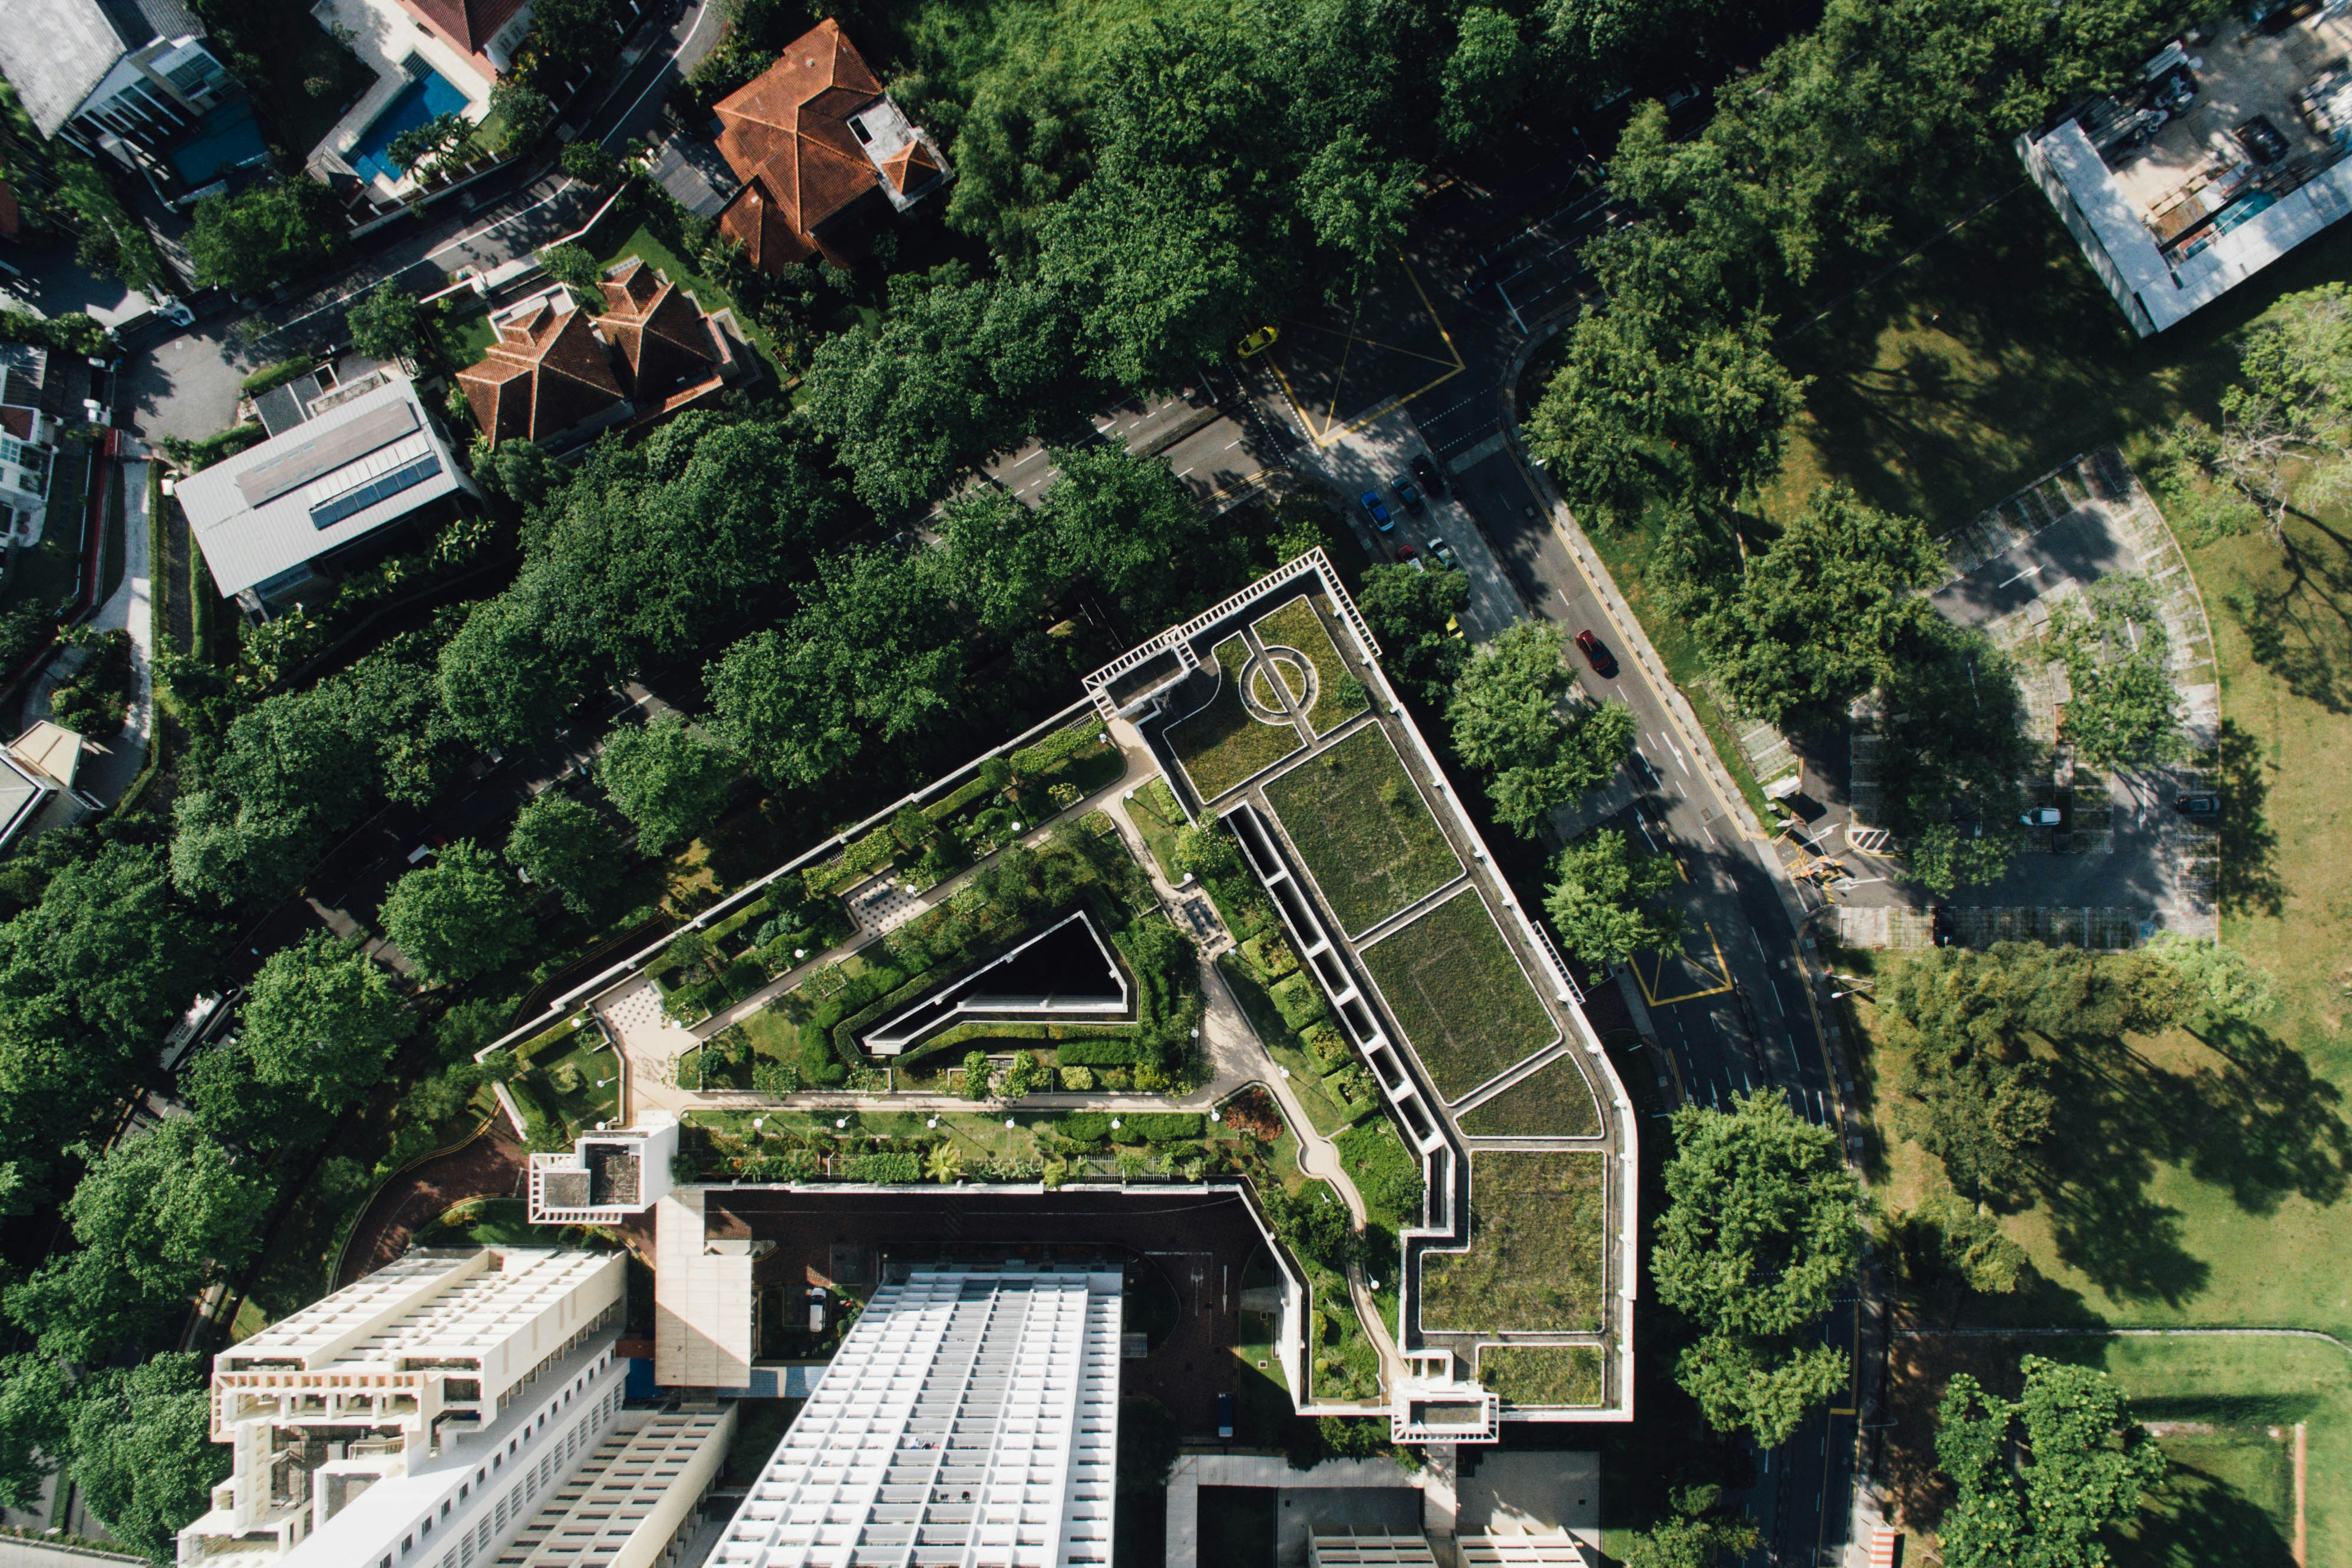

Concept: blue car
[[1360, 490, 1393, 532]]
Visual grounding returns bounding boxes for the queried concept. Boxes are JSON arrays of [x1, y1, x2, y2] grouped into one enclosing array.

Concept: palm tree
[[925, 1144, 965, 1184]]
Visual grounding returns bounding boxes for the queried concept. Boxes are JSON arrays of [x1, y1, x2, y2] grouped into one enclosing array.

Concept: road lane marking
[[1667, 740, 1690, 775], [1998, 563, 2044, 589], [1011, 448, 1048, 468]]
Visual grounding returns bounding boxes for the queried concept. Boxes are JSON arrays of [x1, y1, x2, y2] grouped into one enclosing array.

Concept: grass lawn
[[1335, 1116, 1421, 1231], [1169, 635, 1304, 800], [1252, 593, 1365, 734], [411, 1196, 578, 1249], [1421, 1150, 1605, 1333], [509, 1025, 621, 1142], [594, 222, 791, 379], [438, 301, 499, 367], [1262, 724, 1460, 934], [1476, 1344, 1604, 1408], [1361, 888, 1558, 1102], [1129, 775, 1188, 880], [1459, 1054, 1602, 1138]]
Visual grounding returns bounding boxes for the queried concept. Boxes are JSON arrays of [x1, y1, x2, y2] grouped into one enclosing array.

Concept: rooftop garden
[[1262, 724, 1460, 935], [1361, 889, 1559, 1102], [1476, 1344, 1604, 1408], [1127, 775, 1189, 882], [1218, 937, 1380, 1137], [725, 819, 1202, 1094], [1457, 1055, 1604, 1139], [1168, 635, 1305, 800], [1421, 1151, 1607, 1334], [1251, 593, 1368, 735], [505, 1014, 622, 1148]]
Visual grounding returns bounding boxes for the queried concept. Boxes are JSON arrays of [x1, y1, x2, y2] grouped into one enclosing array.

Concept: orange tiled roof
[[456, 298, 626, 446], [595, 258, 721, 404], [881, 138, 939, 196], [712, 19, 886, 267], [403, 0, 528, 53]]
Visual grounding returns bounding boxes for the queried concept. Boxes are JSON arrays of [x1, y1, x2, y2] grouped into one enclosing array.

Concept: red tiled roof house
[[711, 19, 952, 272], [595, 258, 737, 417], [396, 0, 537, 83], [457, 293, 628, 448]]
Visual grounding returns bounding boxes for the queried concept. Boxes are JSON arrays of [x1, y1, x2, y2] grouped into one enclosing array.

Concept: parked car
[[1412, 452, 1447, 497], [1574, 629, 1618, 678], [1238, 324, 1280, 357], [2175, 792, 2222, 817], [1395, 542, 1419, 562], [2021, 806, 2064, 827], [1426, 536, 1460, 569], [1359, 490, 1393, 531], [1216, 1392, 1235, 1441], [1394, 477, 1425, 516], [2236, 114, 2290, 165], [1931, 905, 1955, 946]]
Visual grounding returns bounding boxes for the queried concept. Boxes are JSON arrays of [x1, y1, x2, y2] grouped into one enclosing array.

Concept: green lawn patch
[[1476, 1344, 1604, 1408], [508, 1026, 621, 1143], [411, 1196, 577, 1250], [438, 302, 499, 367], [1421, 1150, 1606, 1333], [1361, 888, 1557, 1102], [1458, 1055, 1603, 1138], [1335, 1117, 1423, 1230], [1252, 593, 1365, 734], [1262, 724, 1459, 934], [1169, 635, 1305, 800], [1129, 775, 1187, 880]]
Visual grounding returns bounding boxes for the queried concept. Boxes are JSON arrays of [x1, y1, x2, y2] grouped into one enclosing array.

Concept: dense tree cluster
[[1936, 1356, 2165, 1568], [1544, 827, 1681, 968], [1653, 1090, 1863, 1447], [1448, 622, 1635, 837]]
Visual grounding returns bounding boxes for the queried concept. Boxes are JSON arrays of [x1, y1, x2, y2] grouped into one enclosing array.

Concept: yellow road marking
[[1265, 251, 1469, 447], [1632, 921, 1734, 1006]]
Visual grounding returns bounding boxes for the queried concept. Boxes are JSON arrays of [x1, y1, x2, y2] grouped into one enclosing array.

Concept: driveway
[[121, 321, 254, 444]]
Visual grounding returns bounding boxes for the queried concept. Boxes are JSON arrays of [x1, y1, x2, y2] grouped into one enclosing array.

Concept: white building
[[0, 0, 256, 199], [174, 373, 480, 613], [177, 1246, 628, 1568], [528, 1115, 678, 1227], [490, 1405, 735, 1568], [712, 1269, 1123, 1567]]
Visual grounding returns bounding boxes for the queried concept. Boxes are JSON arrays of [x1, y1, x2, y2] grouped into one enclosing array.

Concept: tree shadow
[[2113, 1462, 2298, 1568], [2215, 719, 2285, 918]]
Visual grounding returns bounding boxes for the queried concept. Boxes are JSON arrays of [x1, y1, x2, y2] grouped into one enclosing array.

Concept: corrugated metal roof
[[177, 377, 467, 599]]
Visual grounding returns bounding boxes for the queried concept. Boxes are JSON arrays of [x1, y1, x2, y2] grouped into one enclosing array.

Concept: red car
[[1575, 629, 1618, 678]]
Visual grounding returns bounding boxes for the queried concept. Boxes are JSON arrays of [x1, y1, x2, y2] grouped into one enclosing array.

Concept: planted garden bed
[[1361, 889, 1558, 1102], [1262, 724, 1460, 935], [1252, 593, 1367, 735], [1169, 635, 1305, 800], [1421, 1151, 1606, 1333], [1456, 1055, 1604, 1138], [1476, 1344, 1604, 1407]]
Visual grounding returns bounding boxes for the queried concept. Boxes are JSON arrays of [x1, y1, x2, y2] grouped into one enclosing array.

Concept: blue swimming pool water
[[348, 67, 471, 185], [169, 101, 268, 186]]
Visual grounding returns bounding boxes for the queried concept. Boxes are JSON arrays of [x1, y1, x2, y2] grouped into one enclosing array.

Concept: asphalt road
[[1234, 182, 1859, 1566]]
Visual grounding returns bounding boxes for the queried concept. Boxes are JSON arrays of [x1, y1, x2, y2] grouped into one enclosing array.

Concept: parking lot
[[1835, 449, 2219, 947]]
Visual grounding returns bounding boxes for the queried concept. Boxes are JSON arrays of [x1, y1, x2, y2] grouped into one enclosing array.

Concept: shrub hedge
[[843, 1151, 921, 1184], [1054, 1036, 1138, 1067]]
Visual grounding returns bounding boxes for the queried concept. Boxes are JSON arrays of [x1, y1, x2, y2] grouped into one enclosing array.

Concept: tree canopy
[[1936, 1355, 2166, 1568], [506, 790, 627, 914], [238, 932, 413, 1113], [2049, 576, 2187, 769], [379, 841, 531, 984], [346, 282, 433, 364], [1358, 562, 1470, 706], [1448, 622, 1635, 837], [595, 712, 738, 854], [1654, 1090, 1862, 1446], [186, 179, 344, 295], [68, 1353, 229, 1562], [1543, 828, 1682, 968]]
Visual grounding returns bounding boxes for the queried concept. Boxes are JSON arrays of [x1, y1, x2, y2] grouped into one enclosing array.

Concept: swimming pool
[[348, 65, 471, 185]]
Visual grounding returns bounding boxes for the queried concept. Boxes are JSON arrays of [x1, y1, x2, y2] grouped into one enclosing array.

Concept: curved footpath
[[334, 1118, 525, 1288]]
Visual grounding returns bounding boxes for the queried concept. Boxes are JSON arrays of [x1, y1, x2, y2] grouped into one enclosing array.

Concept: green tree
[[239, 933, 413, 1113], [188, 179, 344, 294], [1654, 1090, 1862, 1446], [347, 281, 433, 365], [1621, 1485, 1763, 1568], [68, 1354, 229, 1562], [1701, 485, 1943, 727], [1907, 822, 2023, 901], [938, 486, 1071, 634], [1543, 828, 1682, 968], [506, 790, 626, 914], [10, 1119, 273, 1362], [1358, 561, 1470, 705], [51, 158, 171, 295], [1449, 622, 1634, 836], [2142, 933, 2275, 1031], [538, 240, 603, 292], [0, 1354, 75, 1510], [706, 548, 967, 790], [1888, 1191, 2028, 1296], [595, 712, 738, 854], [380, 841, 530, 983], [560, 137, 622, 186], [1441, 7, 1535, 150], [2049, 576, 2187, 768], [387, 111, 471, 176], [437, 583, 585, 752], [527, 0, 621, 78], [800, 267, 1080, 513], [1038, 444, 1199, 616], [488, 79, 553, 147], [1936, 1356, 2166, 1568], [1298, 127, 1417, 293]]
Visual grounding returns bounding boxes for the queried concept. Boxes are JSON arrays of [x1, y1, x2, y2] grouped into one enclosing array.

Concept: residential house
[[0, 721, 98, 851], [175, 372, 480, 612], [0, 0, 264, 200], [457, 263, 743, 449], [0, 342, 61, 547], [393, 0, 536, 85], [710, 18, 951, 273]]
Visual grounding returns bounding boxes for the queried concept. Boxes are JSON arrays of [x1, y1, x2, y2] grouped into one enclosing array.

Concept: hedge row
[[1012, 718, 1103, 776], [1053, 1036, 1139, 1067], [842, 1151, 921, 1184], [1055, 1111, 1204, 1145]]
